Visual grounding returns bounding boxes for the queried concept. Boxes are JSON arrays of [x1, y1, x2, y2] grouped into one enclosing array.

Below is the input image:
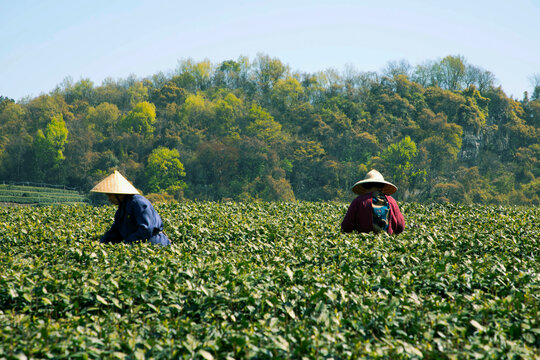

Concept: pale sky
[[1, 0, 539, 101]]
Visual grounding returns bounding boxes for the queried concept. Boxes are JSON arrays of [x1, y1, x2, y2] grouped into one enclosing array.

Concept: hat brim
[[90, 188, 140, 195], [352, 180, 397, 195]]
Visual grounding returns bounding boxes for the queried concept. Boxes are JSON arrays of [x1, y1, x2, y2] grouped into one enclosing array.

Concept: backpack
[[372, 192, 390, 232]]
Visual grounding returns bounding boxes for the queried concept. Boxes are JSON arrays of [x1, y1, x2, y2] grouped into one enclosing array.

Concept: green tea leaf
[[96, 295, 108, 305], [198, 350, 214, 360]]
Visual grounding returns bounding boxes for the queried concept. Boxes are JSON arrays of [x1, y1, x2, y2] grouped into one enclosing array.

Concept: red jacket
[[341, 193, 405, 234]]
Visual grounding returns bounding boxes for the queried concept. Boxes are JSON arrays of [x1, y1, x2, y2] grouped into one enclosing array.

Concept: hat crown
[[364, 169, 385, 182], [351, 169, 397, 195], [90, 170, 140, 195]]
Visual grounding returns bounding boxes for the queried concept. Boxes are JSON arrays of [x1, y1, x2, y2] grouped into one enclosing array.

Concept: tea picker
[[341, 169, 405, 234], [90, 170, 171, 246]]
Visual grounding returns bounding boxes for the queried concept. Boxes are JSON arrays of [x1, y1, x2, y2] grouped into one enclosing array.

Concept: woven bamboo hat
[[90, 170, 140, 195], [352, 169, 397, 195]]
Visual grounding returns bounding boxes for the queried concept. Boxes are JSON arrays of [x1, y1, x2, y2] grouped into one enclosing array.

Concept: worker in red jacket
[[341, 169, 405, 235]]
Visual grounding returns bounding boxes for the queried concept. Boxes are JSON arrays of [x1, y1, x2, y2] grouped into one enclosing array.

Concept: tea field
[[0, 184, 89, 206], [0, 201, 538, 359]]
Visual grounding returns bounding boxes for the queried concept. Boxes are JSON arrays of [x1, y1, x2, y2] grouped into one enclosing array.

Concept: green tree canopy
[[35, 114, 69, 163], [119, 101, 157, 137], [86, 102, 120, 137], [33, 114, 69, 181], [373, 136, 425, 199], [144, 147, 186, 195], [245, 104, 284, 144]]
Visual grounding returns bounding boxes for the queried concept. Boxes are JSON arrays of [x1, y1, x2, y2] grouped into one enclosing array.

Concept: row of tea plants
[[0, 201, 538, 359]]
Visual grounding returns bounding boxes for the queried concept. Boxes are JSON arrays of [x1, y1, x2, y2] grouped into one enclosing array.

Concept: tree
[[63, 118, 97, 189], [524, 98, 540, 128], [119, 101, 157, 138], [455, 166, 493, 203], [0, 96, 14, 111], [253, 53, 289, 100], [311, 107, 357, 161], [94, 77, 127, 109], [464, 65, 495, 92], [439, 55, 466, 91], [35, 114, 68, 162], [0, 102, 31, 180], [270, 77, 306, 113], [432, 182, 463, 203], [412, 60, 439, 88], [248, 175, 296, 201], [175, 58, 213, 91], [416, 109, 463, 171], [382, 59, 412, 79], [412, 55, 475, 92], [179, 93, 214, 131], [391, 75, 426, 109], [144, 147, 186, 195], [211, 92, 243, 137], [151, 81, 187, 108], [420, 136, 459, 172], [373, 136, 425, 199], [515, 144, 540, 181], [25, 94, 73, 131], [424, 87, 487, 132], [188, 141, 240, 200], [213, 57, 251, 90], [245, 104, 284, 144], [519, 178, 540, 205], [127, 82, 149, 107], [33, 114, 69, 181], [289, 140, 328, 200], [86, 102, 120, 138]]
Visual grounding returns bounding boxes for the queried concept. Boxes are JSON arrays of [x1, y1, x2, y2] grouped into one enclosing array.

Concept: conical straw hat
[[90, 170, 140, 195], [351, 169, 397, 195]]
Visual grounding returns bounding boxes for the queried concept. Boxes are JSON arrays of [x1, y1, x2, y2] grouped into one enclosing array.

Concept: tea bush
[[0, 202, 538, 359]]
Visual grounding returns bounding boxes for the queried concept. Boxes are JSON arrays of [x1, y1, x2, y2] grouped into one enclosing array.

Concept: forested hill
[[0, 54, 538, 205]]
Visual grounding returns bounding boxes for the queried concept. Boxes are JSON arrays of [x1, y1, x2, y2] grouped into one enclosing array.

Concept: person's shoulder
[[127, 194, 152, 207], [351, 193, 371, 204], [135, 194, 152, 203], [385, 195, 401, 206]]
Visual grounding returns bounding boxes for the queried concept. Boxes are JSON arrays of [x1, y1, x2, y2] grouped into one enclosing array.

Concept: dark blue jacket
[[100, 195, 170, 246]]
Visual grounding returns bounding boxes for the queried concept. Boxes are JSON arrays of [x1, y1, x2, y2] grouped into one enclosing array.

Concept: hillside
[[0, 54, 538, 204]]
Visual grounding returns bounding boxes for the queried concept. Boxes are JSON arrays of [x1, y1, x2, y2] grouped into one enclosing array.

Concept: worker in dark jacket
[[90, 170, 171, 246], [341, 169, 405, 235]]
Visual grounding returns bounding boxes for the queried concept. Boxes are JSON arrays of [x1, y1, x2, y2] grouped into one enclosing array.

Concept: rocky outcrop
[[458, 132, 482, 163], [458, 121, 511, 165]]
